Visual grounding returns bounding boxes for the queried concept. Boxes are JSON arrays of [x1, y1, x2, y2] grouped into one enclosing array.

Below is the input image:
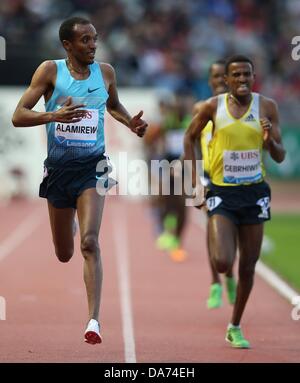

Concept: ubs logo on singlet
[[0, 36, 6, 60], [229, 151, 259, 161], [241, 151, 259, 160], [230, 152, 239, 161]]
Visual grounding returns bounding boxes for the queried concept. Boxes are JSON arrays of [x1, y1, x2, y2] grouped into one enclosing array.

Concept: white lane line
[[191, 210, 299, 303], [111, 202, 136, 363], [0, 206, 43, 262]]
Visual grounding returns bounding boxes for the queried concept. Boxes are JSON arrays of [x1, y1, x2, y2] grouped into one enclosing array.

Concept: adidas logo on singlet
[[244, 113, 255, 122]]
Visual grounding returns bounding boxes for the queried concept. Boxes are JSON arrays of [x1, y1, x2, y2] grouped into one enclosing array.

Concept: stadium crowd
[[0, 0, 299, 123]]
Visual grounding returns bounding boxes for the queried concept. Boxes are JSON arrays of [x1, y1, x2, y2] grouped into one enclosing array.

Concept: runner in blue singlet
[[12, 17, 147, 345]]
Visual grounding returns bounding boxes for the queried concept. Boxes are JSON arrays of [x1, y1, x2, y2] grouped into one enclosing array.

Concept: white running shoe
[[84, 319, 102, 345]]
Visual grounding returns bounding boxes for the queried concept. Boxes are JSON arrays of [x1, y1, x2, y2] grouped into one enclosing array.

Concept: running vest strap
[[45, 59, 108, 167], [209, 92, 265, 186]]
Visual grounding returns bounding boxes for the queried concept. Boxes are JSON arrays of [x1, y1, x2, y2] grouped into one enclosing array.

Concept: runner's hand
[[129, 110, 148, 137], [260, 117, 272, 148], [192, 184, 206, 210], [52, 96, 88, 123]]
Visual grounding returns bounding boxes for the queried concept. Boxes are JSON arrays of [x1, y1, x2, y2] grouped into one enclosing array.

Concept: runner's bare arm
[[12, 61, 87, 127], [184, 98, 216, 186], [261, 97, 286, 163], [102, 63, 147, 137], [192, 100, 206, 160], [192, 100, 205, 116]]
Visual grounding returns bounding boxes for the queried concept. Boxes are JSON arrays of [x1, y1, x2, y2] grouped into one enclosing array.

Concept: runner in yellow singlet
[[193, 60, 237, 310], [184, 55, 286, 348]]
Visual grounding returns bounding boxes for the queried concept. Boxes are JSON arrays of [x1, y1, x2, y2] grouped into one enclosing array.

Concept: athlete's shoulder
[[99, 62, 115, 76], [31, 60, 56, 85], [35, 60, 57, 78], [258, 93, 279, 112], [98, 62, 116, 86], [204, 96, 218, 113], [195, 96, 218, 110], [192, 96, 217, 122], [37, 60, 57, 72], [193, 100, 205, 115]]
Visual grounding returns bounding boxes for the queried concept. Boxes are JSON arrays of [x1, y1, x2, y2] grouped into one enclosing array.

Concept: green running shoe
[[207, 283, 222, 309], [226, 277, 237, 305], [156, 232, 179, 251], [225, 327, 250, 349]]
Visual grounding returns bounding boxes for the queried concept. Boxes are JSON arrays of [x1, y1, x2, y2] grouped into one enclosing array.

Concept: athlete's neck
[[228, 92, 252, 106], [66, 58, 90, 75]]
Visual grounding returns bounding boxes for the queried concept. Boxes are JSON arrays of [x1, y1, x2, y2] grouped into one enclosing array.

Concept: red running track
[[0, 197, 299, 362]]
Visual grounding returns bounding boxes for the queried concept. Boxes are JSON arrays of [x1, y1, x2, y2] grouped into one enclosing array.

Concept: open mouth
[[237, 84, 248, 91]]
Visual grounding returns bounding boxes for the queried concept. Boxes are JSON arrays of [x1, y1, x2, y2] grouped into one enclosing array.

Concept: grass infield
[[261, 213, 300, 292]]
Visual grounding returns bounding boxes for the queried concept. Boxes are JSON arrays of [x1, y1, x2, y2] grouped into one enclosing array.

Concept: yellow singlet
[[209, 92, 265, 186], [200, 121, 213, 174]]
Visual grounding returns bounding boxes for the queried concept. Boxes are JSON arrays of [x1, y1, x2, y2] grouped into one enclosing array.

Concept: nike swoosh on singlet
[[88, 87, 101, 93]]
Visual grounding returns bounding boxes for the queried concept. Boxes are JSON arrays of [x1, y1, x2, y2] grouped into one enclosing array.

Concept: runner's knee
[[215, 258, 232, 274], [81, 234, 99, 258], [55, 248, 73, 263], [239, 263, 256, 280]]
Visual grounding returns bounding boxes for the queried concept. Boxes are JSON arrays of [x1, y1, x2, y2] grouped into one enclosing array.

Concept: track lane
[[0, 197, 300, 362], [0, 200, 124, 362]]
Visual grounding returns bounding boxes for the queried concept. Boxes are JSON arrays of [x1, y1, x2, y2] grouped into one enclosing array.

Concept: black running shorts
[[39, 154, 115, 209], [206, 181, 271, 225]]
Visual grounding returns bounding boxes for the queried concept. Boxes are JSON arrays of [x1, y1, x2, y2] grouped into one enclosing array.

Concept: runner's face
[[225, 62, 255, 97], [66, 23, 97, 65], [209, 64, 227, 96]]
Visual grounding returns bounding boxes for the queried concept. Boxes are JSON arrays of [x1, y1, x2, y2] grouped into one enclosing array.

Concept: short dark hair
[[59, 17, 91, 42], [225, 55, 254, 74], [209, 59, 226, 75]]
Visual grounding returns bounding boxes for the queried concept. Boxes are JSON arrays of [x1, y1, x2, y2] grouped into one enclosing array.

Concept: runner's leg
[[230, 223, 263, 325], [47, 201, 76, 263], [77, 188, 105, 321], [208, 214, 237, 273]]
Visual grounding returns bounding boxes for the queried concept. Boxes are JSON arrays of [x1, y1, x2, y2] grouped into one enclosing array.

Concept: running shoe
[[156, 232, 179, 251], [225, 326, 250, 349], [84, 319, 102, 345], [226, 277, 237, 305], [170, 248, 187, 262], [207, 283, 222, 309]]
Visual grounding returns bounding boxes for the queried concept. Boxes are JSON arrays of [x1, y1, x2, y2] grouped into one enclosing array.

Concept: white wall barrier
[[0, 87, 158, 201], [0, 87, 46, 200]]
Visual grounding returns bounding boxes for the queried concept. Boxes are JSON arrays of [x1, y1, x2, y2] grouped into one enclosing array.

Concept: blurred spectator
[[0, 0, 299, 123]]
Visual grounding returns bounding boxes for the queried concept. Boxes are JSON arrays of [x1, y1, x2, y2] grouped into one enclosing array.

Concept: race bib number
[[223, 149, 262, 184], [55, 109, 98, 147], [165, 130, 184, 156], [206, 196, 222, 211]]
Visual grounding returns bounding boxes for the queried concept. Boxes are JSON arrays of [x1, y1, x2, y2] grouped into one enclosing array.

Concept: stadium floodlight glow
[[291, 36, 300, 61], [0, 36, 6, 60]]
